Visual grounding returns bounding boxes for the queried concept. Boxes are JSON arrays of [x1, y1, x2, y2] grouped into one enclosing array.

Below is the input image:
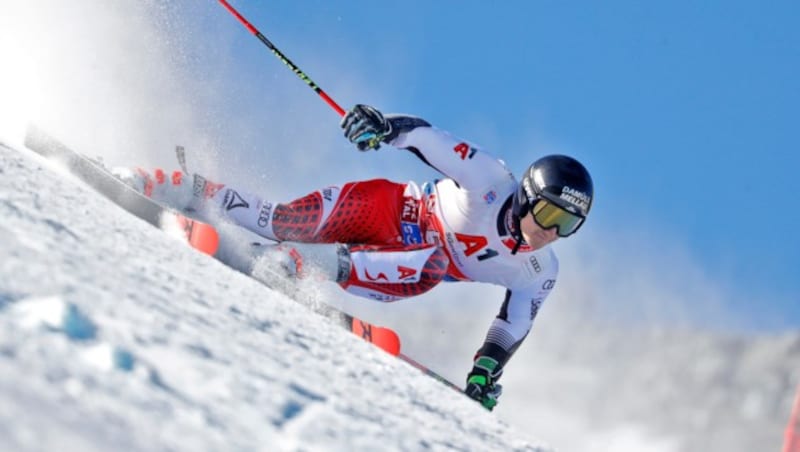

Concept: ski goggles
[[530, 198, 585, 238]]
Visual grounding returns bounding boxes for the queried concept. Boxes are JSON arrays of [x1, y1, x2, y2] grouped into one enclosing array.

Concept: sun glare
[[0, 8, 45, 148]]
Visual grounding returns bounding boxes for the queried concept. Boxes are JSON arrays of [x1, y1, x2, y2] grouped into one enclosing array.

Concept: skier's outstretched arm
[[464, 280, 555, 410], [341, 104, 513, 191]]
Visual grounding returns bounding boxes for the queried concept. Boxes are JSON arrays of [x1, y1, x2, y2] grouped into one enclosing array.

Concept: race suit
[[190, 115, 559, 372]]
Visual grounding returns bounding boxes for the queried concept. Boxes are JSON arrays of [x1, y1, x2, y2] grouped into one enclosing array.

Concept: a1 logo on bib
[[454, 233, 499, 262]]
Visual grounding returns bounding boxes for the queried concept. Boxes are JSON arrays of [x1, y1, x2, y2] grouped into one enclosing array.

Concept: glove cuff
[[467, 374, 489, 386], [473, 355, 500, 377], [384, 115, 431, 144]]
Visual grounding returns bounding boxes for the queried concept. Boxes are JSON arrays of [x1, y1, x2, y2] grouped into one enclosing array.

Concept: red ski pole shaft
[[217, 0, 346, 117]]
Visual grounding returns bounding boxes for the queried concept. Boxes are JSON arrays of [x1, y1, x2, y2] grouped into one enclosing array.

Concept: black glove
[[340, 104, 392, 151], [464, 356, 504, 411]]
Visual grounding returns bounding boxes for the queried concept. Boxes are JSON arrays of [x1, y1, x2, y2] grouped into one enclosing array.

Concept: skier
[[121, 104, 594, 411]]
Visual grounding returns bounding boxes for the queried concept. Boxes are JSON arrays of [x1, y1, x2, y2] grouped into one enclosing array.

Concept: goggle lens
[[531, 199, 584, 237]]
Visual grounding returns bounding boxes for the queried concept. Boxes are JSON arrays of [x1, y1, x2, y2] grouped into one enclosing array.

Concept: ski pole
[[216, 0, 346, 117], [397, 353, 464, 393]]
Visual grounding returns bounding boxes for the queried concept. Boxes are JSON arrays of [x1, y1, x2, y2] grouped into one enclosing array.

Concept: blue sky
[[212, 1, 799, 329], [2, 1, 797, 331]]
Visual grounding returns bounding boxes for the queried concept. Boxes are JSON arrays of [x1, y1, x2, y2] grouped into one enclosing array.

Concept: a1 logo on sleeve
[[453, 142, 477, 160]]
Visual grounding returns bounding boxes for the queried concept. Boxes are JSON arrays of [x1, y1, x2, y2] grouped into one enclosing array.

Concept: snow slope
[[0, 142, 551, 451], [3, 135, 799, 452]]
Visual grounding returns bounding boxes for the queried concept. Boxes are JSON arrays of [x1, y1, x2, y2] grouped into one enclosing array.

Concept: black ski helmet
[[511, 154, 593, 242]]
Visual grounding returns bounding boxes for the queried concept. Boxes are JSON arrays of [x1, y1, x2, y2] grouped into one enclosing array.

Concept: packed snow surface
[[0, 142, 551, 451], [2, 138, 798, 452]]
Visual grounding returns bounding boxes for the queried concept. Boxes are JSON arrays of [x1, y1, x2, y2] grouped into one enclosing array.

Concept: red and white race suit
[[106, 116, 558, 373], [152, 116, 560, 369]]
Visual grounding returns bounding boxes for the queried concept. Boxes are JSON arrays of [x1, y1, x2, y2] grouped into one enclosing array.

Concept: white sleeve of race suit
[[484, 271, 558, 352], [387, 124, 514, 192]]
